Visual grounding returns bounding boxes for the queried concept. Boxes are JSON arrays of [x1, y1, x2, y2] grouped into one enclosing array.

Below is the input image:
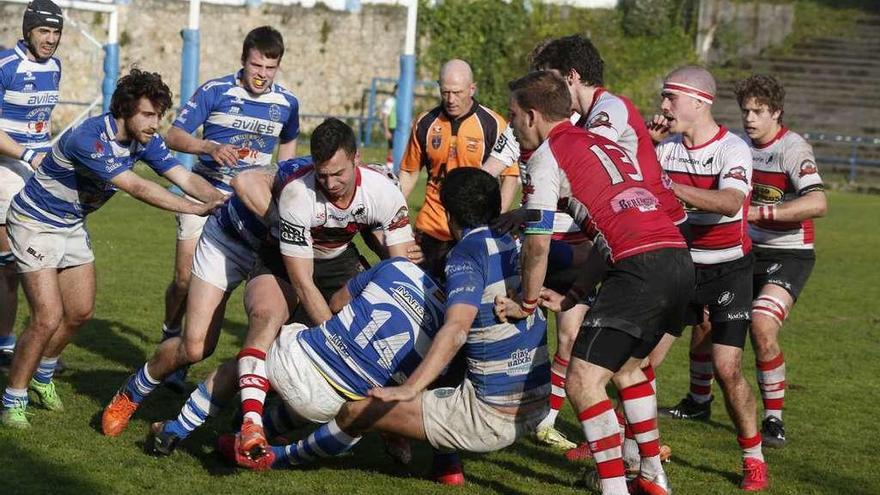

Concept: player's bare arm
[[162, 165, 228, 203], [673, 184, 745, 217], [109, 170, 223, 216], [368, 303, 478, 403], [499, 175, 520, 213], [0, 130, 44, 170], [165, 126, 238, 168], [398, 169, 420, 199], [748, 190, 827, 222], [281, 255, 333, 325], [276, 138, 297, 162], [230, 168, 274, 219], [328, 284, 353, 313], [482, 155, 507, 177]]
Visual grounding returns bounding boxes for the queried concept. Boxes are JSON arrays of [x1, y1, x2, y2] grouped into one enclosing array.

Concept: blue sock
[[0, 334, 15, 352], [32, 357, 58, 384], [433, 450, 461, 469], [270, 445, 291, 468], [282, 419, 361, 466], [164, 382, 223, 439], [125, 363, 161, 404], [263, 401, 296, 439], [2, 387, 28, 409]]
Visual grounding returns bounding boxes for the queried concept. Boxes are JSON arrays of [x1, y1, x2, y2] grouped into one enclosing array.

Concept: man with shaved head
[[650, 66, 769, 491], [399, 59, 520, 280]]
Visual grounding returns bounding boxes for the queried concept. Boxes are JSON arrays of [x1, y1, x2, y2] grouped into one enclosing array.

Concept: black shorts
[[417, 231, 455, 283], [251, 244, 365, 324], [572, 326, 665, 373], [753, 247, 815, 300], [573, 248, 694, 370]]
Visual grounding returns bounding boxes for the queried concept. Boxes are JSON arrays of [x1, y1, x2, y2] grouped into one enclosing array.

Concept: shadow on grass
[[0, 440, 109, 494], [74, 318, 152, 369]]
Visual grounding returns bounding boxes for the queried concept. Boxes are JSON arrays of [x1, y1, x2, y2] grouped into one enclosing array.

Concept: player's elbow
[[813, 195, 828, 218]]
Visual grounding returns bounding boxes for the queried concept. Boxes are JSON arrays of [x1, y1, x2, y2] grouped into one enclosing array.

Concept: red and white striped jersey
[[524, 122, 686, 263], [657, 126, 753, 265], [748, 128, 824, 249]]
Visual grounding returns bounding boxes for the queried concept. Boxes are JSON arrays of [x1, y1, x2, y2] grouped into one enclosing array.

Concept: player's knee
[[64, 307, 93, 329], [182, 339, 210, 364], [29, 309, 64, 337], [713, 359, 744, 387], [246, 301, 285, 328]]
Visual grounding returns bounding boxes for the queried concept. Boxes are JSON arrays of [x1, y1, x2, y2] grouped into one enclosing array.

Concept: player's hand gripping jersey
[[0, 41, 61, 162], [277, 163, 413, 260], [172, 71, 300, 191], [296, 258, 447, 398], [656, 126, 753, 264], [524, 122, 686, 263], [748, 128, 824, 249], [445, 227, 549, 408], [12, 114, 179, 227]]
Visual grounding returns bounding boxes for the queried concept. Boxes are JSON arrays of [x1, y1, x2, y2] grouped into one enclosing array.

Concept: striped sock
[[280, 419, 361, 466], [688, 352, 714, 403], [539, 354, 568, 428], [164, 382, 224, 439], [33, 356, 58, 384], [161, 323, 181, 342], [125, 363, 161, 404], [618, 407, 640, 470], [643, 363, 657, 393], [0, 334, 15, 352], [738, 433, 764, 462], [756, 353, 785, 420], [238, 348, 269, 426], [578, 399, 627, 494], [2, 387, 28, 409], [621, 381, 662, 480]]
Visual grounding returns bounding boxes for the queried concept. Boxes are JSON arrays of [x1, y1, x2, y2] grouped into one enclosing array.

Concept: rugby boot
[[760, 416, 786, 449], [28, 378, 64, 411], [632, 471, 672, 495], [565, 442, 593, 462], [146, 421, 181, 456], [381, 432, 413, 465], [432, 452, 465, 486], [741, 457, 769, 491], [163, 366, 190, 394], [658, 395, 712, 421], [0, 349, 13, 375], [625, 445, 674, 478], [238, 418, 269, 460], [217, 432, 276, 471], [578, 468, 629, 495], [535, 424, 578, 451], [0, 402, 30, 429], [101, 376, 140, 436]]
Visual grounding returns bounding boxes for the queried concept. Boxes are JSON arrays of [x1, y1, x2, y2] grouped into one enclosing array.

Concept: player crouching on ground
[[238, 167, 551, 485]]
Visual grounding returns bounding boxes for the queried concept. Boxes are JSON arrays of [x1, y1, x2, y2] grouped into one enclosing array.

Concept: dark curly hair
[[110, 69, 173, 119], [440, 168, 500, 229], [241, 26, 284, 64], [311, 118, 357, 164], [734, 74, 785, 123], [531, 34, 604, 87]]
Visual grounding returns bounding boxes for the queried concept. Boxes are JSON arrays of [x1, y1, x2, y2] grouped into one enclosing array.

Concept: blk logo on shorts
[[26, 246, 44, 261]]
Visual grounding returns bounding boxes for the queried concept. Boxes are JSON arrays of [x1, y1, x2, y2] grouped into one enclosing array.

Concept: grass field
[[1, 170, 878, 494]]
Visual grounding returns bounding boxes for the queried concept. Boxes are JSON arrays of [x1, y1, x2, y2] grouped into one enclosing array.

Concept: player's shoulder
[[475, 103, 506, 124], [719, 127, 752, 153], [414, 105, 443, 126], [273, 83, 299, 104], [779, 128, 811, 150], [0, 50, 20, 74], [199, 74, 236, 93]]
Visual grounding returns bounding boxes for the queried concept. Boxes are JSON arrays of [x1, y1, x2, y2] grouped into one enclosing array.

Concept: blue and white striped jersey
[[173, 71, 300, 191], [0, 41, 61, 156], [298, 258, 447, 399], [11, 113, 179, 227], [445, 226, 550, 408], [215, 155, 312, 250]]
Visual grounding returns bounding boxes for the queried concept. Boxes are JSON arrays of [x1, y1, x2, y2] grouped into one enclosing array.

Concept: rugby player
[[160, 26, 299, 390], [0, 69, 226, 429], [249, 168, 549, 485], [0, 0, 64, 373], [651, 66, 769, 490], [502, 71, 691, 495], [736, 74, 826, 448]]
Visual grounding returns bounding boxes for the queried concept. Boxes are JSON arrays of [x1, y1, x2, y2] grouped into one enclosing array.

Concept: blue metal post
[[364, 77, 379, 147], [392, 54, 415, 175], [178, 28, 200, 170], [102, 43, 119, 113]]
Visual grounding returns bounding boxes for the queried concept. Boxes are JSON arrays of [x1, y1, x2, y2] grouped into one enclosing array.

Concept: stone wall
[[696, 0, 795, 64], [0, 0, 407, 132]]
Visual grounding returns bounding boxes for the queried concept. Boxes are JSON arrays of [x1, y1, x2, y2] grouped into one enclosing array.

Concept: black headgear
[[22, 0, 64, 41]]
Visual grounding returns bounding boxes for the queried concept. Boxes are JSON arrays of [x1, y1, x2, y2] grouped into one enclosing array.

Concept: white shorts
[[6, 208, 94, 273], [421, 378, 548, 453], [0, 157, 33, 224], [175, 193, 212, 241], [266, 323, 347, 424], [191, 217, 255, 291]]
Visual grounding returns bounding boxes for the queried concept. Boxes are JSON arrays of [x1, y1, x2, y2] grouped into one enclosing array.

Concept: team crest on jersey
[[352, 205, 367, 219], [717, 291, 734, 306], [268, 104, 281, 122], [466, 137, 479, 153], [388, 206, 410, 231], [723, 166, 748, 183], [52, 72, 59, 86], [228, 106, 240, 115], [798, 160, 818, 177], [588, 112, 612, 129], [431, 133, 442, 150], [22, 83, 35, 93]]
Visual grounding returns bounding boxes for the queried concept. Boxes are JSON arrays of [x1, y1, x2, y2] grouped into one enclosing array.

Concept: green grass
[[1, 189, 878, 494]]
